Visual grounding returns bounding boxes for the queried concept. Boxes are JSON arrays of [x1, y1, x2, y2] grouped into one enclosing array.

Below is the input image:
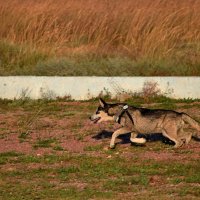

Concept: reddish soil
[[0, 101, 200, 160], [142, 146, 200, 162]]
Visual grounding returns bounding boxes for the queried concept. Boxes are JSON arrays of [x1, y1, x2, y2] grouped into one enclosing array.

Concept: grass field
[[0, 0, 200, 76], [0, 98, 200, 199]]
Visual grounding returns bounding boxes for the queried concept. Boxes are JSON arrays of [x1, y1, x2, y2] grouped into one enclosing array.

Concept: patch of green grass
[[1, 150, 200, 199], [18, 132, 28, 139], [130, 175, 149, 186], [0, 151, 23, 164], [177, 149, 193, 154], [18, 155, 42, 164], [171, 172, 200, 184], [0, 185, 113, 200], [33, 138, 58, 149], [164, 163, 192, 176], [53, 145, 64, 151], [185, 174, 200, 183], [0, 40, 48, 76], [1, 40, 200, 76], [2, 170, 25, 177], [18, 132, 29, 143], [171, 177, 183, 184], [178, 186, 200, 197], [30, 56, 139, 76], [57, 166, 80, 180], [57, 166, 80, 174], [0, 97, 200, 113], [104, 175, 149, 192], [43, 154, 73, 164], [0, 151, 22, 157], [79, 158, 131, 179], [127, 96, 200, 107], [0, 98, 64, 112]]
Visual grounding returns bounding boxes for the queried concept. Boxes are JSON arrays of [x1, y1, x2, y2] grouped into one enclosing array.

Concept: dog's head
[[89, 98, 124, 123]]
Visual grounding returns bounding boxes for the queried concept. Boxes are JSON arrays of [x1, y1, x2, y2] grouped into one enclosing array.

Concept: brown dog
[[90, 98, 200, 149]]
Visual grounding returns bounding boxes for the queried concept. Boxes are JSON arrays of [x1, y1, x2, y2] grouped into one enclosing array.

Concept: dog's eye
[[96, 106, 109, 114]]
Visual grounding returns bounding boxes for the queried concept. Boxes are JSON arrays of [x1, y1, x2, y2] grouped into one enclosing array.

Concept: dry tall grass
[[0, 0, 200, 75], [1, 0, 200, 56]]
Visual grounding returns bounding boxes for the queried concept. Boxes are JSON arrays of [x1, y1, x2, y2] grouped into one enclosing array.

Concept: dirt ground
[[0, 100, 200, 199], [0, 101, 200, 155]]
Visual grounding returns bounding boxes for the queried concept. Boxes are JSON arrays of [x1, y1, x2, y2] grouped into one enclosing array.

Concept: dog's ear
[[99, 98, 107, 108]]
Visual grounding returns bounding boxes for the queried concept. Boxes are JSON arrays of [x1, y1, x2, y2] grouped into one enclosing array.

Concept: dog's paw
[[109, 144, 116, 149]]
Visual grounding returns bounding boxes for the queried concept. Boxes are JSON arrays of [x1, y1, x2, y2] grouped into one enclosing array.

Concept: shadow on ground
[[92, 130, 175, 146]]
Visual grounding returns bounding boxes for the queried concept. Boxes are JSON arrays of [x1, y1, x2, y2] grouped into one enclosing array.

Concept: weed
[[84, 145, 103, 152], [104, 175, 149, 192], [57, 166, 80, 179], [137, 81, 161, 103], [18, 132, 28, 141]]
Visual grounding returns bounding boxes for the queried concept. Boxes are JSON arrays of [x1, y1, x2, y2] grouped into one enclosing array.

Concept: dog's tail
[[182, 113, 200, 139]]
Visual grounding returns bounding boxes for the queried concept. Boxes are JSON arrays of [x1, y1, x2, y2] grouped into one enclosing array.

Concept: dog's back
[[126, 107, 183, 134]]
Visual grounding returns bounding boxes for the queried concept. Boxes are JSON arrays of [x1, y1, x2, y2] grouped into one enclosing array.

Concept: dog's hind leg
[[110, 127, 130, 149], [162, 129, 185, 148], [130, 132, 146, 144], [178, 128, 192, 145]]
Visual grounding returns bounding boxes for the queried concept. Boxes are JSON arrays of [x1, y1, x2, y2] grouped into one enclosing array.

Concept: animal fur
[[90, 98, 200, 149]]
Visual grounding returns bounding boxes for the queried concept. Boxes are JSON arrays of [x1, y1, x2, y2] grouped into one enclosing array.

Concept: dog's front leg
[[130, 132, 146, 144], [110, 127, 130, 149]]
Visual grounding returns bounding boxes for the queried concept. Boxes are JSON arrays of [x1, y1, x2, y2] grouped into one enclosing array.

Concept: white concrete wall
[[0, 76, 199, 100]]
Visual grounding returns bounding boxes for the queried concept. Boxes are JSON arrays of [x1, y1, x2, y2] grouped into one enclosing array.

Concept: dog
[[90, 98, 200, 149]]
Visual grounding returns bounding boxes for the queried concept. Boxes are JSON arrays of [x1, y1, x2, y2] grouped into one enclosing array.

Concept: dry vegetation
[[0, 0, 200, 75]]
